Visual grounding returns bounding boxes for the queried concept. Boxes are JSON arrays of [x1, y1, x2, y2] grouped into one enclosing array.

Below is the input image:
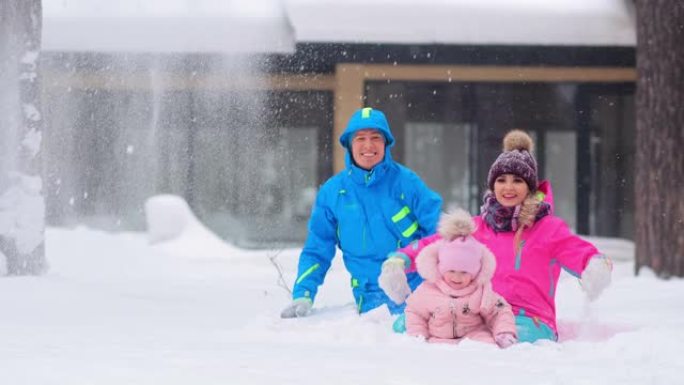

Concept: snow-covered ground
[[1, 199, 682, 384]]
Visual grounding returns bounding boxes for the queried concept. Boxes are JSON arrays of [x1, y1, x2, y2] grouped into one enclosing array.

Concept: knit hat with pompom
[[436, 208, 484, 276], [437, 237, 483, 276], [486, 130, 538, 191]]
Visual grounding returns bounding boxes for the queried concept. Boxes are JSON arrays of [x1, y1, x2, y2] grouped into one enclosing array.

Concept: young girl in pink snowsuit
[[380, 130, 612, 343], [405, 209, 517, 348]]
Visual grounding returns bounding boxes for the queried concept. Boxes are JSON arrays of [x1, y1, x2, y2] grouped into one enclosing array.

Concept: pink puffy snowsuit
[[405, 238, 516, 344], [401, 182, 599, 335]]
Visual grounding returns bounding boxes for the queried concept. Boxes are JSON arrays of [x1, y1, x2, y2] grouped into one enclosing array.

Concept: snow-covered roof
[[285, 0, 636, 47], [42, 0, 296, 54], [42, 0, 636, 54]]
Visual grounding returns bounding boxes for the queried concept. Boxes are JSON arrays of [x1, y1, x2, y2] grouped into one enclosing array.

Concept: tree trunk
[[0, 0, 46, 275], [634, 0, 684, 277]]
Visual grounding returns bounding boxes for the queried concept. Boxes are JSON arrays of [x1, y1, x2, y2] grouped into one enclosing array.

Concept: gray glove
[[280, 298, 313, 318], [378, 256, 411, 304], [580, 256, 613, 301]]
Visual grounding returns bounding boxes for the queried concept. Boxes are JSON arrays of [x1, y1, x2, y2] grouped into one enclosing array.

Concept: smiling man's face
[[351, 129, 385, 170]]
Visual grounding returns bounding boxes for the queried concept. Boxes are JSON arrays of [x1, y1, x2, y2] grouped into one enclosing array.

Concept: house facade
[[41, 0, 636, 246]]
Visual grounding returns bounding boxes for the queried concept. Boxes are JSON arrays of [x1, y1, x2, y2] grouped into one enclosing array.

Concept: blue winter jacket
[[292, 107, 443, 314]]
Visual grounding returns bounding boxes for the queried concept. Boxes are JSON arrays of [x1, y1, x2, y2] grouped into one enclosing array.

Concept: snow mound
[[144, 194, 241, 258]]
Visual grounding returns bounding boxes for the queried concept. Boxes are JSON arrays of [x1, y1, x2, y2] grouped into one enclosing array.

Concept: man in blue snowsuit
[[281, 107, 442, 318]]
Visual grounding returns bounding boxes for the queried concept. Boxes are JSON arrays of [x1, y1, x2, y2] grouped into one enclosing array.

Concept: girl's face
[[443, 270, 474, 290], [494, 173, 530, 207]]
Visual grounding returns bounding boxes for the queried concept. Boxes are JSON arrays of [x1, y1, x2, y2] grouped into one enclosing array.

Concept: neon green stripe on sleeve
[[401, 222, 419, 238], [392, 206, 410, 223], [295, 263, 320, 285]]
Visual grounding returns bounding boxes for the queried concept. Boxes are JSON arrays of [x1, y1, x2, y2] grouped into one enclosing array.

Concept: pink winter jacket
[[399, 182, 599, 334], [405, 240, 516, 344]]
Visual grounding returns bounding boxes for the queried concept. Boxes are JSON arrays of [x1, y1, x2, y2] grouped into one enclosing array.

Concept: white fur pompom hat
[[416, 209, 497, 284]]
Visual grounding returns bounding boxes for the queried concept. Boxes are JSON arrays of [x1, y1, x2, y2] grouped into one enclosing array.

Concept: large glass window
[[586, 87, 635, 239], [194, 91, 332, 246], [367, 81, 480, 213], [43, 55, 333, 247], [404, 122, 472, 212], [366, 80, 633, 238], [545, 131, 577, 230], [43, 88, 163, 229]]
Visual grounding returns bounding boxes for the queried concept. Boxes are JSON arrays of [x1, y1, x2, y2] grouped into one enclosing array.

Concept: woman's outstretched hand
[[580, 255, 613, 301]]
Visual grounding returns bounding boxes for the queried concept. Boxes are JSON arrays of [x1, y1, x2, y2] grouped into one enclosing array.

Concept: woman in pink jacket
[[380, 130, 612, 343], [405, 209, 517, 348]]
